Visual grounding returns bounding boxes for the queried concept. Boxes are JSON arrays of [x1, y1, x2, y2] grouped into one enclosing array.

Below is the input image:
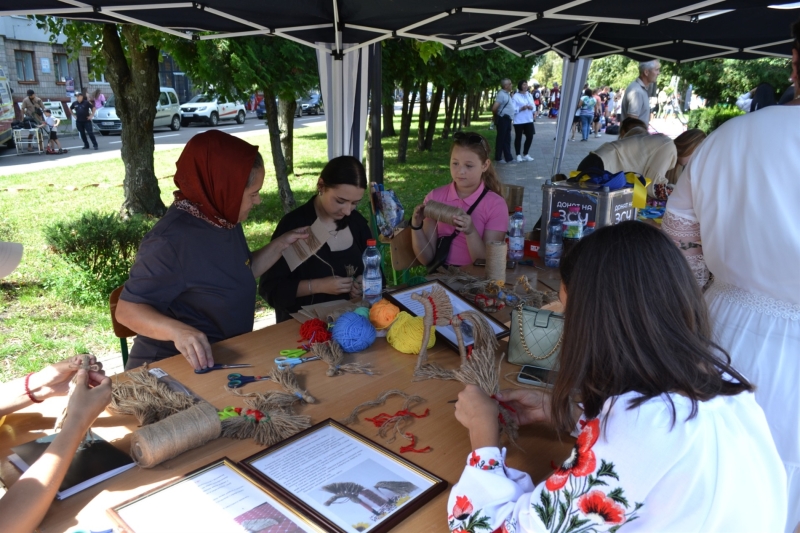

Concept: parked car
[[298, 94, 324, 115], [180, 95, 246, 127], [256, 98, 302, 120], [94, 87, 182, 135]]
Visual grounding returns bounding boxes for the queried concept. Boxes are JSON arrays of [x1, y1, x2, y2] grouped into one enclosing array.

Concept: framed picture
[[108, 458, 325, 533], [385, 280, 510, 352], [241, 419, 447, 533]]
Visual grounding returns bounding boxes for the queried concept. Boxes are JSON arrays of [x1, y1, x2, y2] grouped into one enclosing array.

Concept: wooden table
[[0, 266, 571, 533]]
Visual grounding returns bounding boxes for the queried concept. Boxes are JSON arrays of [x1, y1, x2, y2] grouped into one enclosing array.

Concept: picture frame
[[384, 280, 510, 352], [241, 419, 448, 533], [108, 458, 326, 533]]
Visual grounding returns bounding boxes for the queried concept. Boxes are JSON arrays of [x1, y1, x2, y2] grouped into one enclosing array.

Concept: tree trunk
[[424, 85, 444, 150], [464, 92, 473, 128], [442, 92, 457, 140], [101, 24, 165, 218], [382, 100, 396, 137], [416, 82, 428, 152], [263, 89, 296, 213], [397, 84, 416, 163], [277, 98, 297, 175], [472, 93, 481, 121]]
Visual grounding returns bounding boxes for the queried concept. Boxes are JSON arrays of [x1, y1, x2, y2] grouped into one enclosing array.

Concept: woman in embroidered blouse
[[449, 222, 787, 533], [116, 131, 307, 371], [662, 21, 800, 533], [410, 132, 509, 268]]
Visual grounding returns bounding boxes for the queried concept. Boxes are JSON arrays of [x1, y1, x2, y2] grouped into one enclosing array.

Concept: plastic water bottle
[[544, 212, 563, 268], [562, 206, 584, 258], [582, 221, 596, 238], [508, 206, 525, 261], [362, 239, 383, 305]]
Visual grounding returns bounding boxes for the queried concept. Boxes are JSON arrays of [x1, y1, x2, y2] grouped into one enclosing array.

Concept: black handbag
[[426, 187, 490, 274]]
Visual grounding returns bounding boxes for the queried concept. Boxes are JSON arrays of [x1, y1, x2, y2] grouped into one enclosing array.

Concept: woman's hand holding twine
[[412, 204, 425, 228], [350, 275, 363, 300], [28, 355, 105, 400], [451, 213, 475, 235], [316, 276, 353, 296], [454, 384, 501, 450], [275, 227, 309, 250], [65, 369, 112, 430]]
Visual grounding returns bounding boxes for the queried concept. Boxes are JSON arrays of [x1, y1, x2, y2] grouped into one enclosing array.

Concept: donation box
[[540, 181, 636, 250]]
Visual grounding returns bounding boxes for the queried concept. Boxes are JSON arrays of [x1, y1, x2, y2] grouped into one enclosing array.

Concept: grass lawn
[[0, 111, 496, 381]]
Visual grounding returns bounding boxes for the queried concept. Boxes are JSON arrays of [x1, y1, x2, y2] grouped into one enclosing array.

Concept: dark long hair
[[318, 155, 367, 230], [551, 222, 753, 434], [750, 82, 776, 112]]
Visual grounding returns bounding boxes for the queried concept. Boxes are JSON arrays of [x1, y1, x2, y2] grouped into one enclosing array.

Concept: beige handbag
[[507, 305, 563, 369]]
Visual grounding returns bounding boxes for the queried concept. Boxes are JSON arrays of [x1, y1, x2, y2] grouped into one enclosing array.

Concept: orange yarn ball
[[369, 299, 400, 329]]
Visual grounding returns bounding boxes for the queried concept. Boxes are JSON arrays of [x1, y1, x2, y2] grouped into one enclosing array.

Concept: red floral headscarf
[[173, 130, 259, 228]]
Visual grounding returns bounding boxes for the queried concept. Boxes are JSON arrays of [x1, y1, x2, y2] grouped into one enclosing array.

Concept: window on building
[[14, 50, 35, 82], [87, 58, 106, 83], [54, 54, 70, 82]]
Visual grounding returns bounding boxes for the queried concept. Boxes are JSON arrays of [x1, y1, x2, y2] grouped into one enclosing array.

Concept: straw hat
[[0, 241, 23, 278]]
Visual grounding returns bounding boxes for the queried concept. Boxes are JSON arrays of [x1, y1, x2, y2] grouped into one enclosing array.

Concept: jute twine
[[485, 241, 507, 284], [411, 285, 453, 372], [310, 340, 375, 377], [220, 393, 311, 447], [131, 401, 221, 468], [451, 311, 498, 366], [423, 201, 466, 226], [340, 389, 429, 445], [269, 366, 316, 404], [109, 364, 196, 426], [54, 354, 95, 447]]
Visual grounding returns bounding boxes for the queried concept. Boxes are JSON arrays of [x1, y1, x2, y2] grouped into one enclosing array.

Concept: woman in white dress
[[662, 21, 800, 532], [449, 222, 786, 533], [512, 81, 536, 162]]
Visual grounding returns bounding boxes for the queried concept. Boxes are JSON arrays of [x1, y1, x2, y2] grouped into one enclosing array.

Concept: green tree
[[588, 55, 639, 92], [534, 52, 563, 90], [35, 18, 167, 217], [169, 36, 319, 213]]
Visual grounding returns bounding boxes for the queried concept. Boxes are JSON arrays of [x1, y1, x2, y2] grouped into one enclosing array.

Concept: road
[[0, 111, 325, 175]]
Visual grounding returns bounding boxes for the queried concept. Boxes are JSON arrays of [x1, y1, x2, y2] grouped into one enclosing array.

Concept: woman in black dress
[[259, 156, 377, 323]]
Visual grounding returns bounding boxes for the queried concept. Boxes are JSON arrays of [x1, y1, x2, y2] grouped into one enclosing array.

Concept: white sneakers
[[524, 154, 534, 161], [517, 155, 524, 162], [516, 154, 535, 162]]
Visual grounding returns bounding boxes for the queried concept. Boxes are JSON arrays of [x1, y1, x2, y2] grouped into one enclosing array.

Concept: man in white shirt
[[491, 78, 515, 163], [621, 59, 660, 127]]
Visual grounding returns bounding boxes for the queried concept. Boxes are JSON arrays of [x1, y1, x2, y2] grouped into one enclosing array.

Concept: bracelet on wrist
[[409, 221, 423, 231], [25, 372, 43, 404], [307, 279, 313, 295]]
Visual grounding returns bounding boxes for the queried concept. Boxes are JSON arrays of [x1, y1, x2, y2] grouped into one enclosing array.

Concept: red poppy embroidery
[[469, 451, 481, 467], [577, 490, 626, 524], [545, 418, 600, 491], [452, 495, 474, 520]]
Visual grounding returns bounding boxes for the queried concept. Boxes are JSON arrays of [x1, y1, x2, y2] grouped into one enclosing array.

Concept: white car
[[180, 95, 246, 127], [95, 87, 182, 135]]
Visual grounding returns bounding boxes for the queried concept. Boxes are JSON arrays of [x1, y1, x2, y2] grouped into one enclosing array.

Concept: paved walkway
[[495, 116, 616, 228]]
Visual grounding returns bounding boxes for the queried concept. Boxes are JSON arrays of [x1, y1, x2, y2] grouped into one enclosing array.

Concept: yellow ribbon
[[567, 171, 651, 209]]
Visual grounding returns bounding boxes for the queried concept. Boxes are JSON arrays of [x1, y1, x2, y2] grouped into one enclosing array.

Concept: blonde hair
[[450, 132, 503, 195], [673, 129, 706, 159]]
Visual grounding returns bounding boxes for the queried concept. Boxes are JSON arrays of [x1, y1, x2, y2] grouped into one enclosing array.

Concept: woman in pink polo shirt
[[410, 132, 509, 268]]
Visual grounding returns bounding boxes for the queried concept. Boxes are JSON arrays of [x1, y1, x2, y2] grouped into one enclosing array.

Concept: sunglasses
[[453, 132, 490, 155]]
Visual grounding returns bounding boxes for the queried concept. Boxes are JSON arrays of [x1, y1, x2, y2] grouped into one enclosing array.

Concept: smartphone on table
[[517, 364, 557, 388]]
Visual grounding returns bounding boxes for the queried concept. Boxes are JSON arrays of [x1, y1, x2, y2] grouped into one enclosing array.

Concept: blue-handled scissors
[[227, 373, 271, 388], [274, 355, 320, 370], [194, 363, 252, 374]]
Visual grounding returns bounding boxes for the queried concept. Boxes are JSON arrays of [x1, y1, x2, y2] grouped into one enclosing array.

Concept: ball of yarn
[[386, 311, 436, 354], [332, 312, 377, 353], [299, 318, 332, 344], [369, 299, 400, 329], [354, 307, 371, 318]]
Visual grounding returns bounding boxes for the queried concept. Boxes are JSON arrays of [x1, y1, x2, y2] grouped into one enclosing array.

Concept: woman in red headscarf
[[116, 131, 307, 371]]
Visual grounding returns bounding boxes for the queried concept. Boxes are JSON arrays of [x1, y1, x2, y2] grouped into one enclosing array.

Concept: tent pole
[[551, 57, 591, 177], [332, 52, 344, 158], [368, 43, 384, 185]]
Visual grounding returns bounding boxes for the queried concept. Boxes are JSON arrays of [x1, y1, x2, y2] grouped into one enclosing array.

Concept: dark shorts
[[573, 115, 581, 124], [49, 131, 58, 140]]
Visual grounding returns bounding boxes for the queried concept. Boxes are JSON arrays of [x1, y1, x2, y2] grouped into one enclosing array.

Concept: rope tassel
[[311, 340, 375, 377]]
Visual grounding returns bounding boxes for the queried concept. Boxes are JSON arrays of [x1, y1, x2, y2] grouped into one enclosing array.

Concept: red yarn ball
[[299, 318, 332, 344]]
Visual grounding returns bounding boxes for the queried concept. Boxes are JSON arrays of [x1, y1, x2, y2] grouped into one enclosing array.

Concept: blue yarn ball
[[332, 311, 377, 353]]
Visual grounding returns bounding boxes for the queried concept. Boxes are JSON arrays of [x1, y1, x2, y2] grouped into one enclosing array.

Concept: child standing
[[42, 109, 65, 154]]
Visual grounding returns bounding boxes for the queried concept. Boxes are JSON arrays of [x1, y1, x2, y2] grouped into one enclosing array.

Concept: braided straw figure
[[341, 389, 428, 445], [450, 311, 499, 367], [220, 393, 311, 447], [226, 387, 303, 412], [453, 344, 519, 443], [311, 340, 374, 377], [269, 366, 316, 403], [410, 285, 453, 371], [375, 481, 419, 498], [322, 482, 382, 514], [108, 363, 197, 426]]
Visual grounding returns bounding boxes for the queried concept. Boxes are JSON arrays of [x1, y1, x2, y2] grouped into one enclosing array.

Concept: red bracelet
[[25, 372, 43, 404]]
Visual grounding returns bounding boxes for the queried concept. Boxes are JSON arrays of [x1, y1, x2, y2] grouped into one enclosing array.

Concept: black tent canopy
[[5, 0, 796, 61]]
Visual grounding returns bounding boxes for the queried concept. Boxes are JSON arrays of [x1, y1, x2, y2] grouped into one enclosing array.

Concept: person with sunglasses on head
[[410, 132, 509, 270]]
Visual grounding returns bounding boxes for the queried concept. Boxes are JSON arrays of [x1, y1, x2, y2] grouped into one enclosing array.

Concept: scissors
[[274, 355, 320, 370], [279, 348, 307, 358], [194, 363, 253, 374], [227, 373, 271, 388]]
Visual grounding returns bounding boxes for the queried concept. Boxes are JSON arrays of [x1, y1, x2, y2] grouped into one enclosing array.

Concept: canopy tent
[[4, 0, 797, 175]]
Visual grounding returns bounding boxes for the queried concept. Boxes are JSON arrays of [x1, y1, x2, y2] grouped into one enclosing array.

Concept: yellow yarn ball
[[386, 311, 436, 354], [369, 299, 400, 329]]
